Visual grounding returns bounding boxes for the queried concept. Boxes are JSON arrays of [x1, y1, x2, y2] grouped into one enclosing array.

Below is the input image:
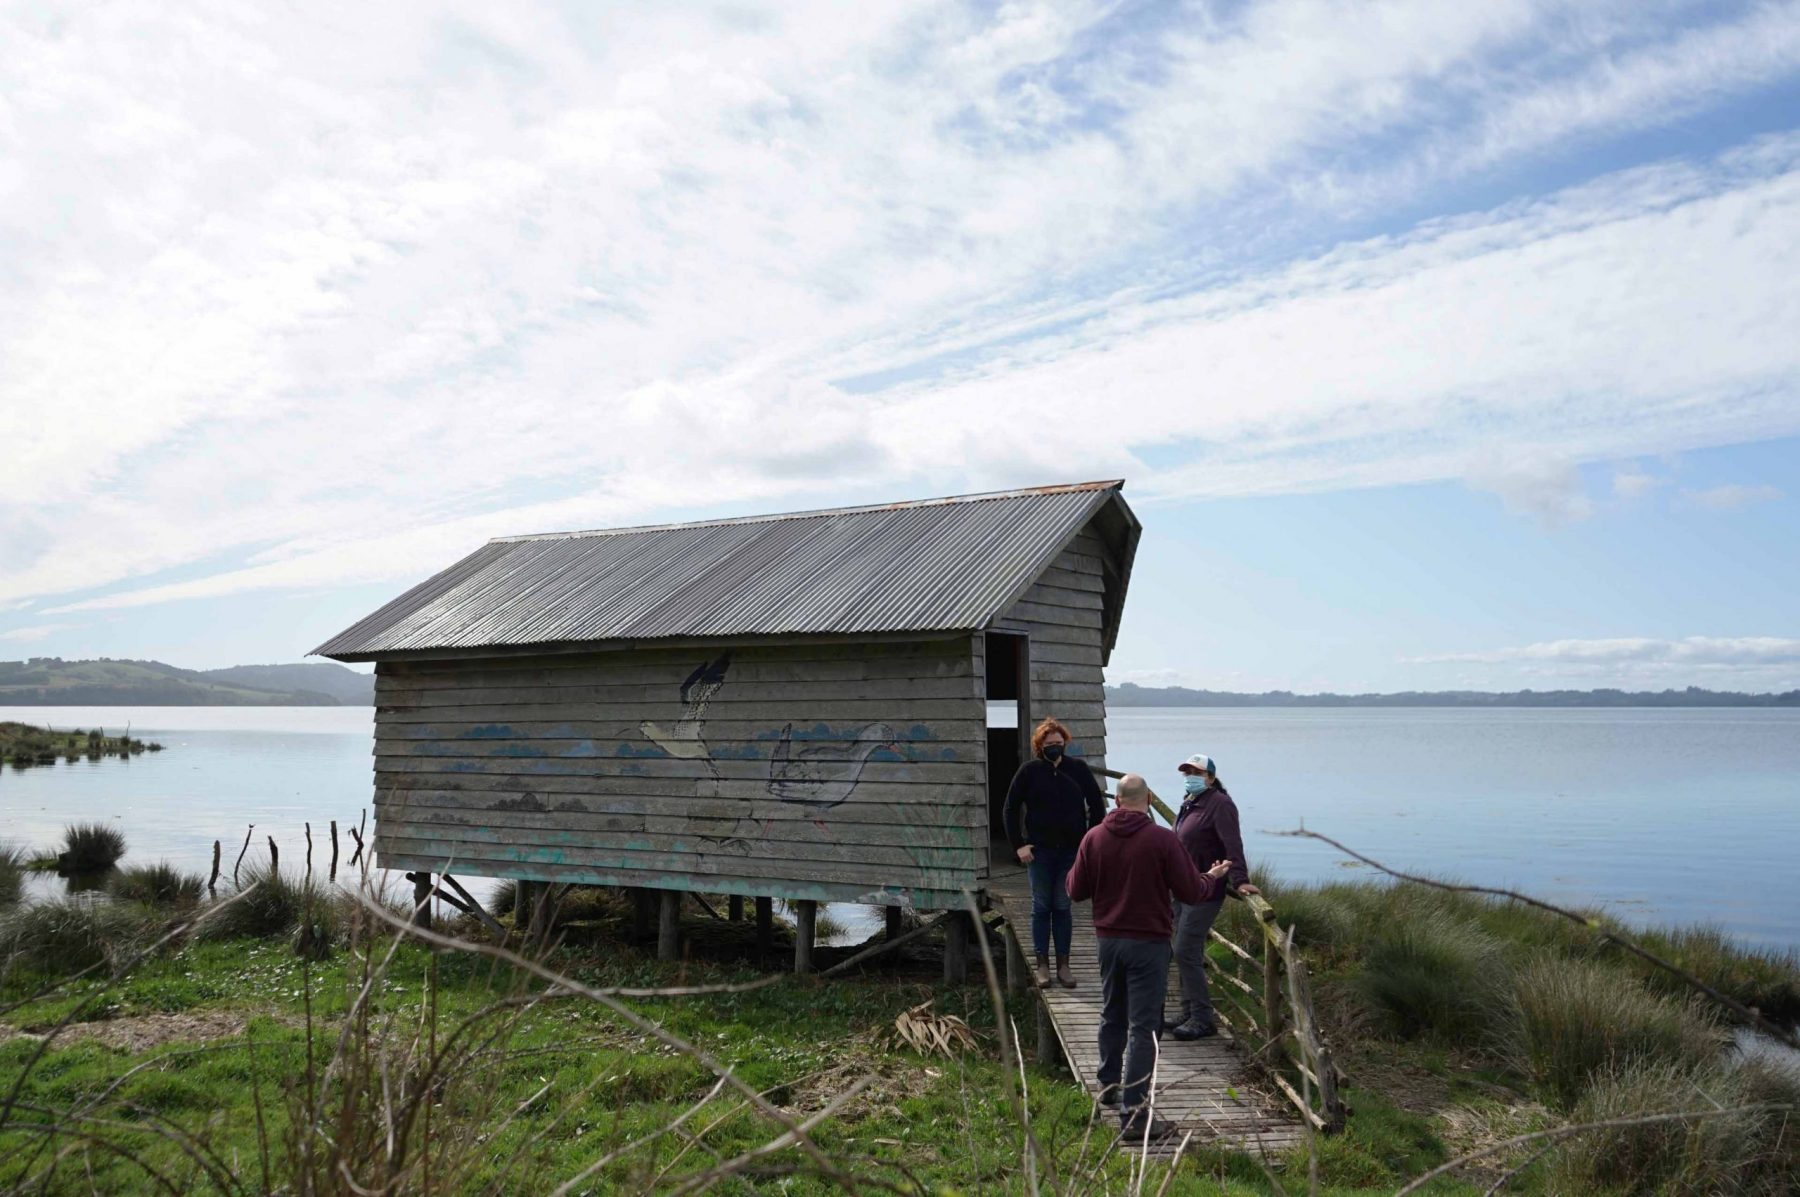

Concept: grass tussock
[[1507, 955, 1727, 1109], [58, 821, 127, 873], [0, 899, 153, 974], [108, 861, 204, 908], [0, 844, 24, 907], [201, 866, 339, 942], [1627, 923, 1800, 1027], [1545, 1056, 1800, 1195], [1356, 910, 1513, 1041]]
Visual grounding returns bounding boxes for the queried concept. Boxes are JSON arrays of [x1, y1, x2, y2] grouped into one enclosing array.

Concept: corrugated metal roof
[[312, 481, 1130, 659]]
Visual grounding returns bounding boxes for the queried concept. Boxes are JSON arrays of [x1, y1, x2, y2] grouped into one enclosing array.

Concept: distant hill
[[1106, 683, 1800, 707], [202, 663, 375, 705], [0, 658, 374, 706]]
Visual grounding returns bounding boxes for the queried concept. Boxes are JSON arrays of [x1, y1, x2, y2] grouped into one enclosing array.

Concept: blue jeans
[[1096, 936, 1172, 1124], [1026, 846, 1077, 958]]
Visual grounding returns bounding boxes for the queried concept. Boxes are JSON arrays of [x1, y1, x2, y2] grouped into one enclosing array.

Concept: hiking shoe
[[1055, 957, 1077, 989], [1169, 1019, 1217, 1041], [1119, 1114, 1178, 1142], [1096, 1083, 1121, 1108], [1034, 955, 1051, 986]]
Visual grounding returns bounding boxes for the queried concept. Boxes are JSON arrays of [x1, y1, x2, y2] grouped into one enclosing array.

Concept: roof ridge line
[[490, 479, 1124, 543]]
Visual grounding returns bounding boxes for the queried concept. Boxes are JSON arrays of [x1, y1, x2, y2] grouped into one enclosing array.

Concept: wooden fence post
[[792, 899, 816, 974], [208, 840, 221, 897], [1263, 921, 1283, 1042], [329, 820, 339, 882], [658, 890, 681, 961], [1036, 997, 1059, 1066], [943, 911, 969, 984], [304, 822, 312, 877], [267, 836, 279, 873]]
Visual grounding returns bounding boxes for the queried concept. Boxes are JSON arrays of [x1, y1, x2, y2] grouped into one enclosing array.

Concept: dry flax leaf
[[892, 1000, 977, 1058]]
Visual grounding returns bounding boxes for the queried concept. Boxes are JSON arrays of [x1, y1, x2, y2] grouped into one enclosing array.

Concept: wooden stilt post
[[755, 897, 773, 963], [944, 911, 969, 985], [1006, 928, 1028, 994], [885, 905, 904, 941], [529, 883, 555, 943], [1036, 996, 1059, 1066], [658, 890, 681, 961], [412, 872, 433, 929], [792, 899, 817, 974], [728, 894, 744, 922], [630, 887, 652, 939]]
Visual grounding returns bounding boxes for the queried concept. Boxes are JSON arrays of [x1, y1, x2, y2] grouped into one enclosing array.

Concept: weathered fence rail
[[1093, 766, 1349, 1134]]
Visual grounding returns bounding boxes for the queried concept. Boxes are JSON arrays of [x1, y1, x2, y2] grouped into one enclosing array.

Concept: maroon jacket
[[1066, 809, 1219, 940]]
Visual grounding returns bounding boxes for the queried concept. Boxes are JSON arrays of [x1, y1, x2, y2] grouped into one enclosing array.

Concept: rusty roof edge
[[488, 479, 1127, 544]]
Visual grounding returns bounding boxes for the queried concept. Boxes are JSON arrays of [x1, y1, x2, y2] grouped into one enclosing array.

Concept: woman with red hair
[[1002, 717, 1107, 987]]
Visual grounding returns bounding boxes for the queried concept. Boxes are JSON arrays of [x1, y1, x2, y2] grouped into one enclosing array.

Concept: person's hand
[[1016, 845, 1035, 865], [1207, 859, 1232, 879], [1236, 882, 1261, 896]]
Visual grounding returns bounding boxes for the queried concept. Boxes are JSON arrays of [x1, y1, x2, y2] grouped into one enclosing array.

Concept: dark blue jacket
[[1003, 755, 1106, 851]]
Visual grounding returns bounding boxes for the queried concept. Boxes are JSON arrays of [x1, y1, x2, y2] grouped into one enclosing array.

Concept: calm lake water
[[4, 706, 1797, 949]]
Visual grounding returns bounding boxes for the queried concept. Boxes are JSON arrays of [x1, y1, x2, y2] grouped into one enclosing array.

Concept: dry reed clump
[[57, 821, 127, 873], [1506, 955, 1728, 1110], [108, 861, 204, 908], [1544, 1056, 1800, 1195]]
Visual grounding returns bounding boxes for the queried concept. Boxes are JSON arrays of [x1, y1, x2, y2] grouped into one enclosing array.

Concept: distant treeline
[[0, 658, 374, 706], [1107, 683, 1800, 708]]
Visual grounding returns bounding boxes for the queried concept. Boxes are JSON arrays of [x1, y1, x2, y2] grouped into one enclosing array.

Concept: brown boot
[[1056, 956, 1077, 989], [1035, 954, 1052, 986]]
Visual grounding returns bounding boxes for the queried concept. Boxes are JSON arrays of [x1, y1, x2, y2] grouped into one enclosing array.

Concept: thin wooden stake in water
[[304, 822, 312, 878], [208, 840, 221, 896], [233, 824, 253, 886], [267, 835, 278, 873], [328, 819, 339, 881]]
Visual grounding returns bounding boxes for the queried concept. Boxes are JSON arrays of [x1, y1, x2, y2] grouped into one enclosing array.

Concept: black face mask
[[1042, 744, 1065, 762]]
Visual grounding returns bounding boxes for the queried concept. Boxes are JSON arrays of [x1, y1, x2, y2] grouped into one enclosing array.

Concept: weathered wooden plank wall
[[372, 637, 988, 907], [991, 521, 1111, 773]]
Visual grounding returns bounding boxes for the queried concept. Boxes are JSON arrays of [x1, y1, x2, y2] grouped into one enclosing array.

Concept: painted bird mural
[[639, 651, 733, 769], [767, 721, 900, 824]]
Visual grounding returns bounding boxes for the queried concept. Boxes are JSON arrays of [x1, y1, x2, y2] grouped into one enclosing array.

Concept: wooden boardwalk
[[987, 864, 1308, 1156]]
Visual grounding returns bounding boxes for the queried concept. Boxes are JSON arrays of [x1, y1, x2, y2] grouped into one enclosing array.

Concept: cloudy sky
[[4, 0, 1798, 692]]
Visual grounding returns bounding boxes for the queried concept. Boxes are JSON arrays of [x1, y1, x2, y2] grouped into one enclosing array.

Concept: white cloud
[[1612, 468, 1668, 500], [1679, 483, 1785, 510], [5, 1, 1800, 618], [0, 623, 74, 643]]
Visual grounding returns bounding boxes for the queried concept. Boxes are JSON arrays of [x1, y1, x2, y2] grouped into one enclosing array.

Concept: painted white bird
[[639, 651, 732, 768], [767, 721, 900, 823]]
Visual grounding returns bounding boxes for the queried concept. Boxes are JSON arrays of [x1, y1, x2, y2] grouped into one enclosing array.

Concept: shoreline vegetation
[[0, 720, 162, 769], [1, 823, 1796, 1193]]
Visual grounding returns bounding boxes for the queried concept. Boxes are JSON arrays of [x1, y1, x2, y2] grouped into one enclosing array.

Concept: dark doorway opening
[[985, 632, 1030, 844]]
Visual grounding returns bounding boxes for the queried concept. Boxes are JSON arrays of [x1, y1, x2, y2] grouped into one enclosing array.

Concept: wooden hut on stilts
[[313, 480, 1140, 975]]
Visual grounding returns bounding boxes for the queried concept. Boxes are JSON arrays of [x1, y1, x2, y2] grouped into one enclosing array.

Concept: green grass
[[0, 844, 23, 906], [0, 898, 155, 974], [1355, 911, 1512, 1042]]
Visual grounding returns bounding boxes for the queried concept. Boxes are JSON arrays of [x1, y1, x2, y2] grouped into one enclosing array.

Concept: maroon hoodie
[[1066, 808, 1218, 940]]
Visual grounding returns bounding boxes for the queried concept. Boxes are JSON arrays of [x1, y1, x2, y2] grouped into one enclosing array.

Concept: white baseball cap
[[1179, 753, 1216, 774]]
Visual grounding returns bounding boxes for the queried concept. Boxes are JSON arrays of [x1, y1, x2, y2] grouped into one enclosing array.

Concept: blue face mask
[[1183, 774, 1209, 797]]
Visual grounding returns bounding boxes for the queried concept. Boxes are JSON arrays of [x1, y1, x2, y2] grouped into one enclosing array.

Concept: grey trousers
[[1171, 898, 1224, 1027], [1095, 935, 1172, 1124]]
